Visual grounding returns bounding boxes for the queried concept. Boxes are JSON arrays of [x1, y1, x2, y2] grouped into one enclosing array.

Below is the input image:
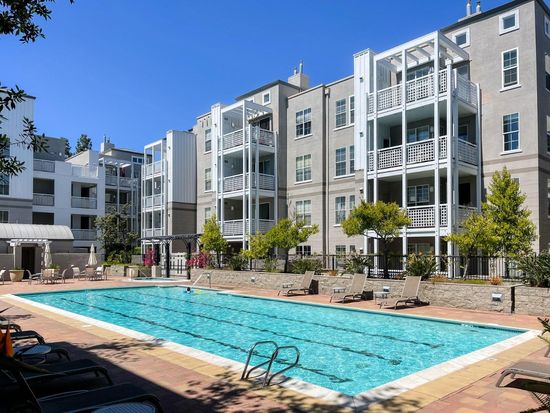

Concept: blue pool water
[[20, 287, 523, 395]]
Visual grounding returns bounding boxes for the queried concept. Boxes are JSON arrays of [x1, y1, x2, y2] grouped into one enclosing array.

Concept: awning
[[0, 223, 74, 242]]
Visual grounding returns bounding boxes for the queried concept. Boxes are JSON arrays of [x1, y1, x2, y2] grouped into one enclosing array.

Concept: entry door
[[21, 247, 36, 276]]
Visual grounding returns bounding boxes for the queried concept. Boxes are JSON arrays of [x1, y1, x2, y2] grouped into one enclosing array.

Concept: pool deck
[[0, 277, 547, 412]]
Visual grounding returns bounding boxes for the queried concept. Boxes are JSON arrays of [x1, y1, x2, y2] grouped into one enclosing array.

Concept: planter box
[[9, 270, 24, 282]]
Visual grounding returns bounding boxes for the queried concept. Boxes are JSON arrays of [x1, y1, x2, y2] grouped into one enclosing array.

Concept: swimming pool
[[19, 286, 525, 396]]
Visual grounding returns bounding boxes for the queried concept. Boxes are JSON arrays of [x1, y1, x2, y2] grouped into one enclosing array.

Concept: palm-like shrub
[[289, 258, 322, 275], [405, 253, 436, 281], [517, 253, 550, 287], [344, 254, 373, 274]]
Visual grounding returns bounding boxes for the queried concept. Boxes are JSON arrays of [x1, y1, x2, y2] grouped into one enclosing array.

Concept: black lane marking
[[56, 296, 351, 384], [100, 293, 402, 365], [138, 289, 441, 349]]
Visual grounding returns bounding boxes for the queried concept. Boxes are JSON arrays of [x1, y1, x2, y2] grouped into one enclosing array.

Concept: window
[[335, 99, 347, 128], [0, 174, 8, 196], [205, 207, 211, 223], [349, 96, 355, 124], [349, 245, 356, 254], [503, 113, 520, 151], [204, 129, 212, 152], [296, 200, 312, 225], [335, 196, 346, 224], [406, 66, 432, 81], [545, 53, 550, 92], [349, 145, 355, 174], [204, 168, 212, 191], [132, 156, 143, 164], [335, 245, 346, 255], [458, 124, 469, 141], [296, 108, 312, 137], [407, 185, 430, 206], [547, 116, 550, 153], [502, 49, 518, 88], [296, 245, 311, 256], [499, 9, 519, 34], [349, 195, 356, 211], [407, 125, 431, 143], [453, 29, 470, 47], [548, 179, 550, 217], [0, 211, 8, 223], [262, 92, 271, 105], [457, 65, 470, 79], [335, 148, 346, 176], [545, 15, 550, 39], [296, 155, 312, 182]]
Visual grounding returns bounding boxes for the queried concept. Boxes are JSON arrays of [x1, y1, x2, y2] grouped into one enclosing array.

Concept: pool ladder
[[241, 341, 300, 387]]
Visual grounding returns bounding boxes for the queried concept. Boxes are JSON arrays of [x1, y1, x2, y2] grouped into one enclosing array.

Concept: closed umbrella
[[88, 244, 98, 267], [43, 243, 52, 268]]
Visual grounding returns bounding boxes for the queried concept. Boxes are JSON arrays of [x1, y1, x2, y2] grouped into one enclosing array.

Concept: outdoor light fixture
[[250, 276, 256, 282], [491, 293, 503, 302], [383, 286, 390, 293]]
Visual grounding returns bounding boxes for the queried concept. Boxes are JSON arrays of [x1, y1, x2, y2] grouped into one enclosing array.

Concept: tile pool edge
[[3, 292, 540, 408]]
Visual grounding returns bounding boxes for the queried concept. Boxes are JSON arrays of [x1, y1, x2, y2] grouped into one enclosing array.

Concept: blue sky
[[2, 0, 512, 151]]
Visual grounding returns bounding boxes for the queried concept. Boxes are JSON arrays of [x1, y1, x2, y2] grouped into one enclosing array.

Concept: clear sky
[[2, 0, 514, 152]]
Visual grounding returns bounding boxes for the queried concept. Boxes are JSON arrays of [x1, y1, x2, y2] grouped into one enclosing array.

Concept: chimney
[[288, 61, 309, 90], [466, 0, 471, 16], [100, 134, 114, 153], [476, 0, 481, 13]]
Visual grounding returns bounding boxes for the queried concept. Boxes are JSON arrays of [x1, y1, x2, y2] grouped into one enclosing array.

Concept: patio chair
[[26, 269, 43, 285], [72, 266, 83, 280], [278, 271, 314, 296], [330, 273, 366, 303], [0, 269, 6, 285], [496, 361, 550, 387], [379, 276, 427, 309], [96, 265, 107, 280], [496, 361, 550, 411], [85, 266, 100, 281]]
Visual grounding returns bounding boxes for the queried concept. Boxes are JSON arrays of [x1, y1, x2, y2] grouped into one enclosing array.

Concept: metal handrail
[[266, 345, 300, 386], [241, 341, 278, 381]]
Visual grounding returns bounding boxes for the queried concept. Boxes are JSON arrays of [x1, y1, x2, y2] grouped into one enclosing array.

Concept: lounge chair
[[85, 266, 101, 281], [379, 276, 427, 309], [496, 361, 550, 411], [496, 361, 550, 387], [330, 273, 367, 303], [278, 271, 314, 296], [26, 269, 43, 285]]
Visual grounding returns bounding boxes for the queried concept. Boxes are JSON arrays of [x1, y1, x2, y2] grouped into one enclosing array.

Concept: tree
[[341, 200, 411, 278], [75, 134, 92, 154], [264, 218, 319, 273], [241, 233, 270, 260], [63, 138, 72, 158], [483, 167, 536, 256], [95, 206, 138, 263], [1, 0, 74, 175], [200, 215, 228, 268]]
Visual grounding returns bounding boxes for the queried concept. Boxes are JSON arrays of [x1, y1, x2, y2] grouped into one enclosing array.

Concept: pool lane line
[[137, 289, 443, 349], [99, 292, 402, 365], [56, 296, 352, 384]]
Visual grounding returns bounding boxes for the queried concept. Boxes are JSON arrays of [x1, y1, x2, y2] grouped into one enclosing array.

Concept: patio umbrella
[[88, 244, 98, 267], [43, 243, 52, 268]]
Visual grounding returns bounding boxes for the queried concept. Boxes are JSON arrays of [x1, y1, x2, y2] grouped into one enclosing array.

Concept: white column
[[255, 127, 260, 236], [401, 48, 408, 258], [446, 66, 453, 242], [452, 70, 460, 249], [433, 36, 441, 262], [475, 84, 482, 213], [242, 106, 247, 250], [373, 60, 379, 256]]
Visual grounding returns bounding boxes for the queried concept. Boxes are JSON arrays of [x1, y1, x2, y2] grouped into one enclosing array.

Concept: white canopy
[[0, 223, 74, 243]]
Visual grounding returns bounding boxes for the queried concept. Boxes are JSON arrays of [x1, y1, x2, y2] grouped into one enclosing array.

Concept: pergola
[[139, 233, 201, 279]]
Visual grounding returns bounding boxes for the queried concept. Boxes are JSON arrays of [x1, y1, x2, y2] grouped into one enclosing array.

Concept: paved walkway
[[0, 277, 547, 412]]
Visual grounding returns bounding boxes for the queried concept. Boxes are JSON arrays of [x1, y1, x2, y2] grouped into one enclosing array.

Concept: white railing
[[407, 139, 434, 164], [457, 76, 477, 107], [223, 129, 244, 150], [406, 74, 433, 103], [458, 140, 478, 165], [224, 174, 244, 192], [407, 204, 449, 228], [119, 177, 133, 187], [367, 151, 374, 171], [72, 229, 97, 240], [72, 165, 98, 178], [223, 220, 244, 236], [33, 193, 54, 206], [255, 173, 275, 191], [144, 196, 153, 208], [378, 146, 402, 169], [377, 84, 402, 111], [71, 196, 97, 209], [440, 204, 448, 227], [252, 219, 275, 233], [144, 164, 152, 176], [367, 93, 374, 114], [223, 173, 275, 192], [34, 159, 55, 173], [105, 175, 117, 186], [253, 129, 275, 147], [439, 136, 448, 159], [153, 194, 163, 206], [458, 206, 476, 224]]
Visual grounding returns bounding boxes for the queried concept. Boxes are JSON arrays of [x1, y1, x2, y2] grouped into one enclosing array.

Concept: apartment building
[[141, 130, 196, 252]]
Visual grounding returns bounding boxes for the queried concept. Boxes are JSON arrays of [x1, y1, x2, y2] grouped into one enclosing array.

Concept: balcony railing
[[72, 229, 97, 240], [143, 228, 163, 237], [72, 165, 98, 178], [221, 128, 275, 151], [34, 159, 55, 173], [105, 203, 118, 213], [222, 219, 275, 236], [144, 161, 163, 176], [71, 196, 97, 209], [407, 204, 475, 228], [105, 175, 118, 186], [458, 140, 478, 165], [253, 129, 275, 147], [32, 193, 54, 206], [119, 177, 133, 187], [223, 173, 275, 193], [222, 129, 244, 150], [143, 194, 163, 209]]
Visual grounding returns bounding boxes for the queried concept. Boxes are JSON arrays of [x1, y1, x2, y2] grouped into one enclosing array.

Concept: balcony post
[[452, 69, 460, 249], [401, 48, 408, 258], [242, 103, 247, 250], [434, 35, 441, 263], [446, 65, 454, 261], [475, 83, 482, 213], [255, 127, 260, 236], [373, 59, 379, 256]]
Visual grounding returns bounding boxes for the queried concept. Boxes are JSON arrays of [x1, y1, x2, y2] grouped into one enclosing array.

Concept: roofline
[[326, 74, 354, 87], [442, 0, 549, 33], [234, 80, 302, 101], [288, 84, 325, 100]]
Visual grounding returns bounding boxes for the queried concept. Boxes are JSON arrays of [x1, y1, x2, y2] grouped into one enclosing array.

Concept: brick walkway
[[0, 277, 547, 412]]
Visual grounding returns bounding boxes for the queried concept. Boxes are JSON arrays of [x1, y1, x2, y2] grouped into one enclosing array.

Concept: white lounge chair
[[278, 271, 314, 296], [330, 273, 366, 303], [380, 276, 428, 309]]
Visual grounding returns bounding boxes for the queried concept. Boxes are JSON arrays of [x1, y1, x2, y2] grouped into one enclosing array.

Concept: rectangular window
[[296, 245, 312, 256], [349, 145, 355, 174], [457, 65, 470, 79], [548, 179, 550, 217], [335, 196, 346, 224], [335, 245, 346, 255], [262, 92, 271, 105], [545, 53, 550, 92], [0, 174, 9, 196], [335, 99, 347, 128], [0, 211, 8, 223], [502, 49, 518, 88], [349, 96, 355, 124], [503, 113, 520, 152], [204, 207, 211, 223], [500, 9, 519, 34], [406, 66, 432, 81], [349, 195, 356, 211], [296, 200, 312, 225], [407, 185, 430, 206], [296, 108, 312, 137], [407, 125, 431, 143], [458, 124, 469, 141], [547, 116, 550, 153], [296, 154, 312, 182], [453, 29, 470, 47], [204, 168, 212, 191], [132, 156, 144, 164], [545, 16, 550, 39], [335, 148, 346, 176], [204, 129, 212, 152]]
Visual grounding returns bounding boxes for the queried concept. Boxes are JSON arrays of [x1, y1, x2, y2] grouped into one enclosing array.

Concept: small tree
[[201, 215, 228, 268], [241, 233, 270, 260], [75, 134, 92, 154], [265, 218, 319, 273], [483, 167, 536, 257], [95, 207, 138, 263], [341, 200, 411, 278], [63, 138, 72, 158]]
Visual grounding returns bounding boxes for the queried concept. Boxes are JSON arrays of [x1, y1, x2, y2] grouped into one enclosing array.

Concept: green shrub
[[263, 257, 279, 273], [405, 253, 436, 280], [289, 258, 322, 275], [106, 251, 132, 265], [225, 254, 249, 271], [344, 254, 373, 274], [517, 253, 550, 287]]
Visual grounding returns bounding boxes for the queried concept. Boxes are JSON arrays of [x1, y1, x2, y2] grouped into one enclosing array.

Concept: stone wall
[[190, 269, 550, 316]]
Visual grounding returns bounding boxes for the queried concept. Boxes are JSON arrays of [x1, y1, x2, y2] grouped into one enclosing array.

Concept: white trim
[[294, 179, 312, 185], [500, 84, 522, 92], [499, 9, 520, 35], [333, 125, 354, 132], [333, 173, 355, 180], [501, 48, 519, 89], [502, 112, 520, 153], [452, 28, 470, 48], [349, 95, 355, 126], [294, 133, 313, 140]]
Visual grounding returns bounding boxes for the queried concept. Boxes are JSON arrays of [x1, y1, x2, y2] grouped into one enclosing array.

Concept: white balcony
[[407, 204, 476, 228], [143, 194, 163, 209], [105, 203, 118, 213], [221, 128, 275, 152], [72, 229, 97, 240], [222, 219, 275, 236], [34, 159, 55, 173], [71, 196, 97, 209], [32, 193, 54, 206], [144, 161, 163, 177], [105, 175, 118, 186], [222, 173, 275, 193], [119, 177, 133, 187], [72, 165, 98, 178], [222, 129, 244, 150]]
